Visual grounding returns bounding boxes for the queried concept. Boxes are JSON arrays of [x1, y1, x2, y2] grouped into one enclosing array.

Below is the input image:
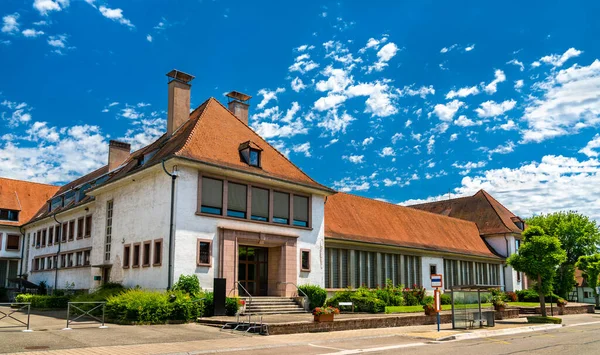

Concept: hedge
[[516, 289, 561, 303], [527, 316, 562, 324], [298, 284, 327, 310], [15, 294, 70, 309], [201, 292, 240, 317]]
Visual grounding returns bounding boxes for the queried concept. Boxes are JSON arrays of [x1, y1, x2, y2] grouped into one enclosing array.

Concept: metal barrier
[[0, 302, 32, 332], [63, 302, 108, 330]]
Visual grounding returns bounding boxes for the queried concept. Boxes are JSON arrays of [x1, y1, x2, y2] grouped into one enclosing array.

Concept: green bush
[[105, 289, 202, 324], [326, 288, 387, 313], [198, 292, 239, 317], [440, 293, 452, 305], [298, 284, 327, 310], [172, 274, 201, 296], [516, 289, 561, 302], [72, 283, 126, 303], [402, 285, 426, 306], [15, 294, 70, 309], [225, 297, 240, 316], [527, 316, 562, 324], [421, 295, 434, 306]]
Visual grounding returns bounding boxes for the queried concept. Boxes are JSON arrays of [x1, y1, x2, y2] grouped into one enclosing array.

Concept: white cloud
[[292, 142, 311, 157], [362, 137, 374, 146], [33, 0, 69, 16], [454, 115, 482, 127], [379, 146, 395, 157], [498, 120, 517, 131], [256, 88, 285, 109], [445, 86, 480, 99], [2, 13, 19, 34], [22, 28, 44, 37], [398, 85, 435, 98], [317, 110, 354, 135], [346, 81, 398, 117], [47, 34, 67, 48], [332, 176, 370, 192], [98, 5, 135, 28], [487, 140, 515, 157], [343, 154, 364, 164], [465, 44, 475, 52], [431, 100, 465, 121], [295, 44, 314, 52], [514, 79, 524, 91], [367, 42, 398, 73], [402, 154, 600, 222], [316, 66, 353, 93], [391, 133, 404, 144], [289, 52, 319, 74], [440, 44, 458, 53], [1, 100, 32, 127], [146, 34, 153, 42], [579, 134, 600, 157], [482, 69, 506, 94], [475, 99, 516, 118], [251, 120, 307, 139], [450, 133, 458, 141], [290, 77, 306, 92], [507, 59, 525, 72], [359, 36, 387, 53], [521, 60, 600, 143], [452, 161, 487, 175], [405, 119, 412, 128], [538, 48, 583, 68], [314, 94, 347, 111], [426, 135, 435, 154]]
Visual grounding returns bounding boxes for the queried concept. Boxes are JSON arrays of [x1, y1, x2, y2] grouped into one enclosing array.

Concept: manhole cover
[[24, 346, 50, 350]]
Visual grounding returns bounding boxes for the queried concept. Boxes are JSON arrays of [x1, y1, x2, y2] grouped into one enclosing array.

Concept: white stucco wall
[[420, 256, 444, 294], [173, 166, 326, 292], [24, 205, 95, 290], [0, 226, 22, 260], [483, 234, 523, 292]]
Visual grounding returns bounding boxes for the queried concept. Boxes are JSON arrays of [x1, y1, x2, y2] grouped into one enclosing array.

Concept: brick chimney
[[166, 69, 195, 136], [108, 140, 131, 171], [226, 91, 252, 125]]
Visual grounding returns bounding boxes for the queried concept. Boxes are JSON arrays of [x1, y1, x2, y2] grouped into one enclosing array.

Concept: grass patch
[[527, 316, 562, 324], [385, 303, 492, 313]]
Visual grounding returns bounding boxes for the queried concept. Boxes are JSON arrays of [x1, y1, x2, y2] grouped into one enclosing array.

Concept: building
[[569, 269, 597, 304], [408, 190, 526, 291], [0, 177, 58, 289], [4, 69, 527, 297]]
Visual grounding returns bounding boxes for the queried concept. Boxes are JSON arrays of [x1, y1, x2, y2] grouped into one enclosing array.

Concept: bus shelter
[[451, 285, 500, 329]]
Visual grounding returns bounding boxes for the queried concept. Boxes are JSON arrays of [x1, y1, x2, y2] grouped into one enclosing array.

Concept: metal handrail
[[277, 282, 310, 312], [236, 281, 253, 308]]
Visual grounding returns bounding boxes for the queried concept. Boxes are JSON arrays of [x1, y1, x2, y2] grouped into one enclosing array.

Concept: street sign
[[431, 274, 443, 288]]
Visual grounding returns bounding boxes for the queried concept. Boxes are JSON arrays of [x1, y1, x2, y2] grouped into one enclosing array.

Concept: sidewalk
[[6, 313, 599, 355]]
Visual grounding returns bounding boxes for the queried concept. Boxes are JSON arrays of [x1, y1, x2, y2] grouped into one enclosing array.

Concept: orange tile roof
[[325, 192, 501, 258], [0, 177, 59, 227], [409, 190, 523, 235]]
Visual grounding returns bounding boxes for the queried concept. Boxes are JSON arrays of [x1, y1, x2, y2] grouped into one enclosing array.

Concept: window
[[249, 149, 260, 167], [293, 195, 309, 227], [153, 239, 162, 266], [62, 223, 68, 242], [123, 244, 131, 268], [50, 197, 62, 211], [67, 253, 73, 267], [301, 249, 311, 272], [239, 142, 262, 168], [0, 209, 19, 221], [6, 234, 20, 251], [515, 239, 521, 253], [77, 217, 84, 239], [105, 201, 113, 261], [32, 232, 35, 247], [430, 264, 437, 276], [227, 182, 247, 218], [132, 243, 140, 267], [584, 291, 592, 298], [250, 187, 269, 222], [76, 252, 83, 266], [142, 241, 151, 267], [517, 271, 521, 283], [197, 239, 211, 266], [63, 190, 75, 206], [200, 177, 223, 215], [85, 215, 92, 237], [68, 220, 75, 241], [83, 250, 90, 266], [54, 225, 60, 244], [41, 229, 47, 247], [48, 227, 54, 246], [273, 191, 290, 224], [60, 254, 66, 268]]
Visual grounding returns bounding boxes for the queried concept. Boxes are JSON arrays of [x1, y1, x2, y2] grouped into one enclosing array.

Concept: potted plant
[[423, 303, 436, 316], [492, 296, 506, 312], [557, 298, 567, 315], [313, 306, 340, 322]]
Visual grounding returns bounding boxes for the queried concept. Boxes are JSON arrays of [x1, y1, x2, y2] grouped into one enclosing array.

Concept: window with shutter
[[251, 187, 269, 221], [273, 192, 289, 224], [293, 195, 309, 227], [227, 182, 247, 218], [201, 177, 223, 215]]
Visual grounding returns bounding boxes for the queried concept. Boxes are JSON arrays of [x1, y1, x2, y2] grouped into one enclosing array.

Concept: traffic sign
[[431, 274, 443, 288]]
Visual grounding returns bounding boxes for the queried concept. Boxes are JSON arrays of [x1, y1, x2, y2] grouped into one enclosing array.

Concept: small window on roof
[[239, 141, 262, 168]]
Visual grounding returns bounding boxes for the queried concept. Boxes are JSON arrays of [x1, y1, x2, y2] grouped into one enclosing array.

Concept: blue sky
[[2, 0, 600, 220]]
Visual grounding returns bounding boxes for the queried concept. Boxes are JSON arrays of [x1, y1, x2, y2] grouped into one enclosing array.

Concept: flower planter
[[494, 306, 505, 312], [314, 313, 334, 322], [557, 305, 566, 315]]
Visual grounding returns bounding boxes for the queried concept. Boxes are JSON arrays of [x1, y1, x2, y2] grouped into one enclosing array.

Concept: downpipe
[[162, 159, 178, 290], [53, 213, 62, 294]]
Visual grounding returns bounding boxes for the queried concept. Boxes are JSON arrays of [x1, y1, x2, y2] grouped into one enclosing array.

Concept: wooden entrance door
[[238, 246, 268, 296]]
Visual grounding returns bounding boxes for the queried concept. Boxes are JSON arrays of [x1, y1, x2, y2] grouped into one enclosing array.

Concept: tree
[[576, 254, 600, 307], [526, 211, 600, 298], [507, 226, 567, 317]]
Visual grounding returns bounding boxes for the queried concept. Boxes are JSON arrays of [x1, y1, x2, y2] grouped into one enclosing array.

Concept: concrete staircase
[[242, 297, 307, 315]]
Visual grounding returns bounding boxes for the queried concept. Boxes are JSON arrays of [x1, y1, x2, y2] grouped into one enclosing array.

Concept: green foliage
[[199, 292, 239, 317], [527, 211, 600, 298], [576, 253, 600, 306], [440, 293, 452, 305], [515, 289, 560, 302], [15, 293, 70, 308], [71, 283, 126, 303], [402, 285, 426, 306], [527, 316, 562, 324], [504, 291, 518, 302], [172, 274, 201, 296], [507, 226, 567, 310], [38, 281, 47, 295], [422, 296, 434, 306], [105, 289, 203, 324], [325, 283, 402, 313], [225, 297, 240, 316], [298, 284, 327, 310]]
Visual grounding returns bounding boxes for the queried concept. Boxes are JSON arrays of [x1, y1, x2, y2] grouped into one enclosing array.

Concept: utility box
[[213, 278, 226, 316]]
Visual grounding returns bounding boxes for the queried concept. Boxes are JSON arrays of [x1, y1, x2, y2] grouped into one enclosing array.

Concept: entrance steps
[[242, 297, 307, 315]]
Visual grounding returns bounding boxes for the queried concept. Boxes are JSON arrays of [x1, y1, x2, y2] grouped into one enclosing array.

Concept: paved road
[[215, 322, 600, 355]]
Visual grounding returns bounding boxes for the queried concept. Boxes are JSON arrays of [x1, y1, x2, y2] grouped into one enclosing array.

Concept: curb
[[436, 324, 562, 341]]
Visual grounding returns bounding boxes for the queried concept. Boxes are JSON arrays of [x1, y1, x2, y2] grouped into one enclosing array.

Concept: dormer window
[[239, 141, 262, 168]]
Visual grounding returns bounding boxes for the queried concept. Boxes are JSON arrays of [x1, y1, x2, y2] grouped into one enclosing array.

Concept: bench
[[338, 302, 354, 313]]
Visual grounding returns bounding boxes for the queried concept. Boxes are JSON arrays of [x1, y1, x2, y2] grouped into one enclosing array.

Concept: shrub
[[440, 293, 452, 305], [198, 292, 239, 317], [527, 316, 562, 324], [105, 289, 202, 324], [15, 294, 70, 309], [504, 291, 518, 302], [421, 295, 434, 306], [225, 297, 240, 316], [516, 289, 560, 302], [172, 274, 201, 296], [349, 295, 386, 313], [402, 285, 426, 306], [202, 292, 214, 317], [72, 283, 126, 303], [298, 284, 327, 310], [38, 281, 48, 295]]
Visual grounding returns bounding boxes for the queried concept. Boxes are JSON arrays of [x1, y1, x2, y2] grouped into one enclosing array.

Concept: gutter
[[161, 159, 178, 290]]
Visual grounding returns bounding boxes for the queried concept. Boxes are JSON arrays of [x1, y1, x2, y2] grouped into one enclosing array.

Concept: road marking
[[320, 342, 427, 354], [309, 344, 345, 351], [483, 337, 510, 345], [565, 320, 600, 328]]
